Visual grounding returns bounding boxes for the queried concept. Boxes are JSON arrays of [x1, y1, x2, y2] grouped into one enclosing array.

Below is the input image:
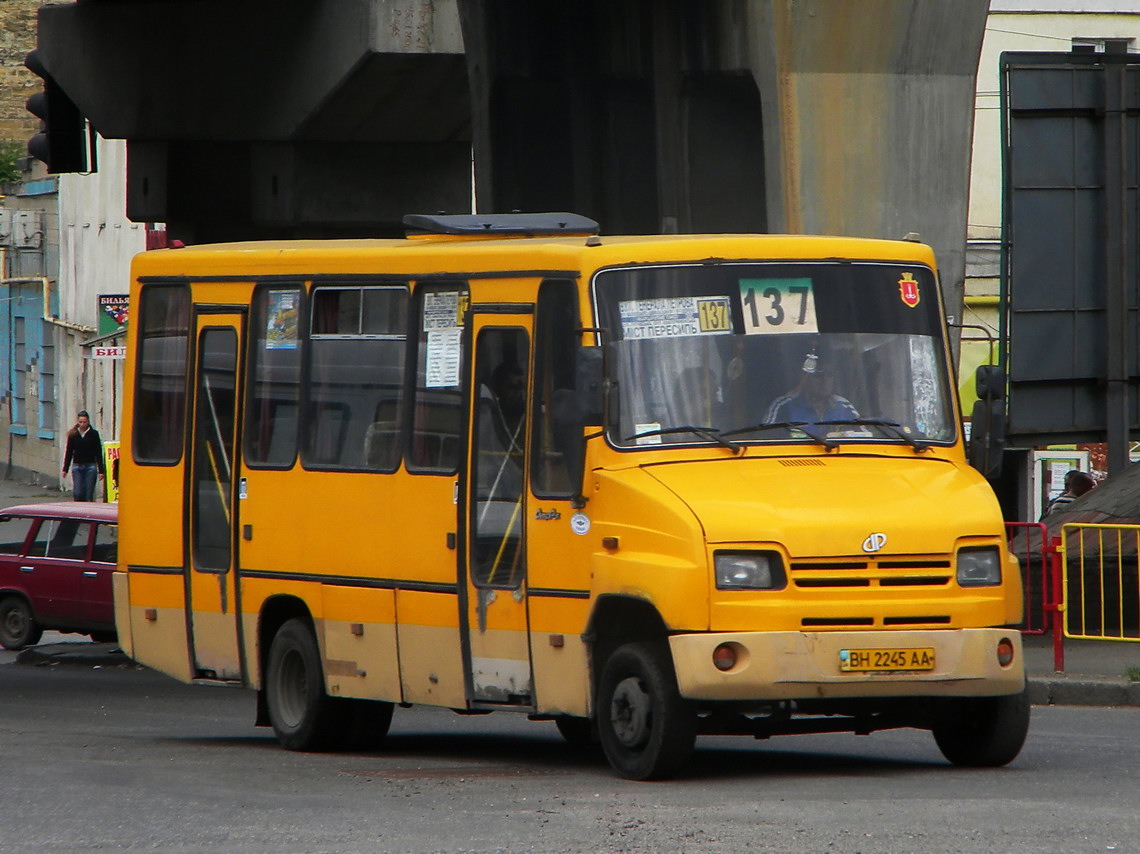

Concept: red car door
[[22, 518, 92, 626], [0, 514, 37, 601], [81, 522, 117, 626]]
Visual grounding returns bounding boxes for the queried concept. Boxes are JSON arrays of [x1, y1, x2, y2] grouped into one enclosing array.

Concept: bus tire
[[596, 641, 696, 780], [338, 698, 395, 751], [0, 595, 43, 650], [266, 618, 341, 751], [554, 715, 597, 747], [932, 689, 1030, 767]]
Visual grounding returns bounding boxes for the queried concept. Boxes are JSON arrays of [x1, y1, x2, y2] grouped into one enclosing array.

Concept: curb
[[1027, 676, 1140, 707]]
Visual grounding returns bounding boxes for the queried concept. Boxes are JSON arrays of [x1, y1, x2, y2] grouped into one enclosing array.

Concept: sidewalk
[[1022, 632, 1140, 707], [2, 474, 1137, 706]]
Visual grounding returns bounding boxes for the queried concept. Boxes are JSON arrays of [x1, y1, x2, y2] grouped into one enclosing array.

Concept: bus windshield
[[593, 261, 956, 450]]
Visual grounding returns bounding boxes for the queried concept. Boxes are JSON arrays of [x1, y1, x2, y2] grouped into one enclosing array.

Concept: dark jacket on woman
[[63, 427, 105, 473]]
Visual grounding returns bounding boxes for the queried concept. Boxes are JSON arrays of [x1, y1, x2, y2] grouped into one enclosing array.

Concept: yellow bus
[[116, 213, 1028, 780]]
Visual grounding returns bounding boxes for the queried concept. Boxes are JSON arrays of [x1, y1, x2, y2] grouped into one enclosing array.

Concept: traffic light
[[25, 49, 91, 174]]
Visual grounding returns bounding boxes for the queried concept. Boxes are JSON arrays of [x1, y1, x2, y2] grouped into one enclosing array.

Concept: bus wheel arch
[[584, 596, 696, 779], [258, 598, 395, 751], [584, 594, 671, 683]]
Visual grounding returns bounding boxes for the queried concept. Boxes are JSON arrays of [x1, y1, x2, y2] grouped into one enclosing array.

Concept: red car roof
[[0, 502, 118, 523]]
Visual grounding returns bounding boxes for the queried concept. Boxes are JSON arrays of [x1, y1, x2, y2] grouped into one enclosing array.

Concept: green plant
[[0, 140, 25, 184], [1126, 666, 1140, 683]]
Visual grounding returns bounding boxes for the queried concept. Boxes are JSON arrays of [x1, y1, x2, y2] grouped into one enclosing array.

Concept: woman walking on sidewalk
[[62, 410, 105, 501]]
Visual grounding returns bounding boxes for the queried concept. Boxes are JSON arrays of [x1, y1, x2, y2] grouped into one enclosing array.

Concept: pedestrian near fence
[[62, 410, 105, 501]]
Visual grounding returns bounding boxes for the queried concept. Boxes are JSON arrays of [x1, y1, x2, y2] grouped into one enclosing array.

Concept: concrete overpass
[[31, 0, 988, 313]]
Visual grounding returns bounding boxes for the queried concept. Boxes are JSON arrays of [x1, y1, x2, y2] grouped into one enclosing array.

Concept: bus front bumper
[[669, 628, 1025, 701]]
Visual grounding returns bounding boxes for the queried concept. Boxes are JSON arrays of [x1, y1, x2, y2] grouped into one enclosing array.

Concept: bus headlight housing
[[956, 546, 1002, 587], [714, 551, 787, 590]]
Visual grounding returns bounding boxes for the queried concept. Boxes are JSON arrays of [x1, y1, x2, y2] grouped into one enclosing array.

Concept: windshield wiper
[[721, 421, 837, 450], [624, 425, 742, 454], [814, 418, 932, 451]]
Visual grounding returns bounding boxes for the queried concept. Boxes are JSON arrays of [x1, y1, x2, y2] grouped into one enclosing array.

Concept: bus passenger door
[[462, 314, 534, 706], [186, 313, 245, 681]]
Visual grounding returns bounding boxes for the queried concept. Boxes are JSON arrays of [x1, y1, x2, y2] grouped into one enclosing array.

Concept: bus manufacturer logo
[[898, 272, 920, 308], [862, 532, 888, 553]]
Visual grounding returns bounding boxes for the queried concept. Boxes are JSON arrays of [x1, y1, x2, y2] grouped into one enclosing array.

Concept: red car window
[[0, 516, 35, 555]]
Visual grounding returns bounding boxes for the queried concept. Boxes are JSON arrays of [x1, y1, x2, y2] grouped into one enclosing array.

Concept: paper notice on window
[[426, 328, 462, 388], [618, 296, 732, 340], [423, 290, 468, 331], [423, 290, 467, 387]]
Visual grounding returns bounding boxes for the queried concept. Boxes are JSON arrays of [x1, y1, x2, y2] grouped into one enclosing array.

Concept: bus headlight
[[714, 551, 786, 590], [956, 547, 1002, 587]]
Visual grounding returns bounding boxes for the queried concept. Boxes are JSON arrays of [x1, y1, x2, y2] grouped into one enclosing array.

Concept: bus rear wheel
[[596, 641, 696, 780], [932, 689, 1030, 767], [266, 618, 343, 751]]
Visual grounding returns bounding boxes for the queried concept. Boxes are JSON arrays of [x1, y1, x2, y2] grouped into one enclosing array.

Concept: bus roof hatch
[[402, 212, 600, 237]]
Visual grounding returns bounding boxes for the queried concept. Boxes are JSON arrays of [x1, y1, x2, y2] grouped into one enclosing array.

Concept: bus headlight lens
[[714, 552, 786, 590], [957, 547, 1002, 587]]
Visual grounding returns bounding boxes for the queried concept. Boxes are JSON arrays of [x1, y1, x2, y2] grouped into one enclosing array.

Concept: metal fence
[[1006, 521, 1054, 635], [1060, 523, 1140, 643]]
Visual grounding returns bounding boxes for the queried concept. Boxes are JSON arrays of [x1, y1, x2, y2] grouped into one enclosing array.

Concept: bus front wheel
[[932, 689, 1030, 767], [596, 641, 696, 780], [266, 618, 342, 751]]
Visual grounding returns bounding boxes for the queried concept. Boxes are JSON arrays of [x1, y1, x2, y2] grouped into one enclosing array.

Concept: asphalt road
[[2, 649, 1138, 854]]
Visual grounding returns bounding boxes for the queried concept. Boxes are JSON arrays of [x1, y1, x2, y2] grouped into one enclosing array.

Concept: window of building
[[12, 316, 25, 430], [39, 327, 55, 436]]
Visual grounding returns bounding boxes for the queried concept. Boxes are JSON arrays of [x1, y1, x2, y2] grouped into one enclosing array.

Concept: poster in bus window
[[265, 291, 299, 350]]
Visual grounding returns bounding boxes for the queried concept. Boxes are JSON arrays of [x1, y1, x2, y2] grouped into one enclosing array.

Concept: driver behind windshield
[[764, 352, 859, 424]]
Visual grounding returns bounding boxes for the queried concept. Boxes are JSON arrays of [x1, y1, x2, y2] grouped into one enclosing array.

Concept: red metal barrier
[[1049, 535, 1064, 672], [1005, 523, 1066, 671]]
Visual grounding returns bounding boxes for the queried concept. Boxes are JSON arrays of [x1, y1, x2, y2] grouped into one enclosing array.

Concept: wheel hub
[[610, 675, 652, 748]]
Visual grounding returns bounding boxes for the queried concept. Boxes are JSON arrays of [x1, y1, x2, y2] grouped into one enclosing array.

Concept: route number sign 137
[[739, 278, 818, 334]]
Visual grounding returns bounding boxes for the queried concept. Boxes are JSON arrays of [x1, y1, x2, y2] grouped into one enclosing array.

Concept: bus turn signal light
[[713, 643, 738, 672], [997, 637, 1015, 667]]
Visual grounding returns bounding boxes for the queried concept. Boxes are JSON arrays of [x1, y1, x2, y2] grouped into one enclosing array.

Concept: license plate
[[839, 647, 935, 672]]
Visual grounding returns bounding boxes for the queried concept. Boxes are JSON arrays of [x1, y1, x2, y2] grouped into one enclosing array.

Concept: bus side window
[[246, 285, 303, 468], [532, 279, 579, 498], [407, 284, 468, 474], [302, 285, 407, 472], [133, 284, 190, 464]]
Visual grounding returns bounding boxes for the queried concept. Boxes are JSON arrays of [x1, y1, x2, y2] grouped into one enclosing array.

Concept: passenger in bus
[[764, 353, 859, 425], [488, 361, 526, 453], [673, 365, 723, 427]]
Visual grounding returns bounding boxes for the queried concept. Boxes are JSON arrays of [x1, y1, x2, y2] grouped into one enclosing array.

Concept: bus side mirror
[[968, 365, 1006, 479], [550, 347, 605, 505], [576, 346, 604, 427]]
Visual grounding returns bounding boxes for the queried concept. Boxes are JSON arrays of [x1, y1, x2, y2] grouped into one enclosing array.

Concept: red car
[[0, 502, 118, 650]]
